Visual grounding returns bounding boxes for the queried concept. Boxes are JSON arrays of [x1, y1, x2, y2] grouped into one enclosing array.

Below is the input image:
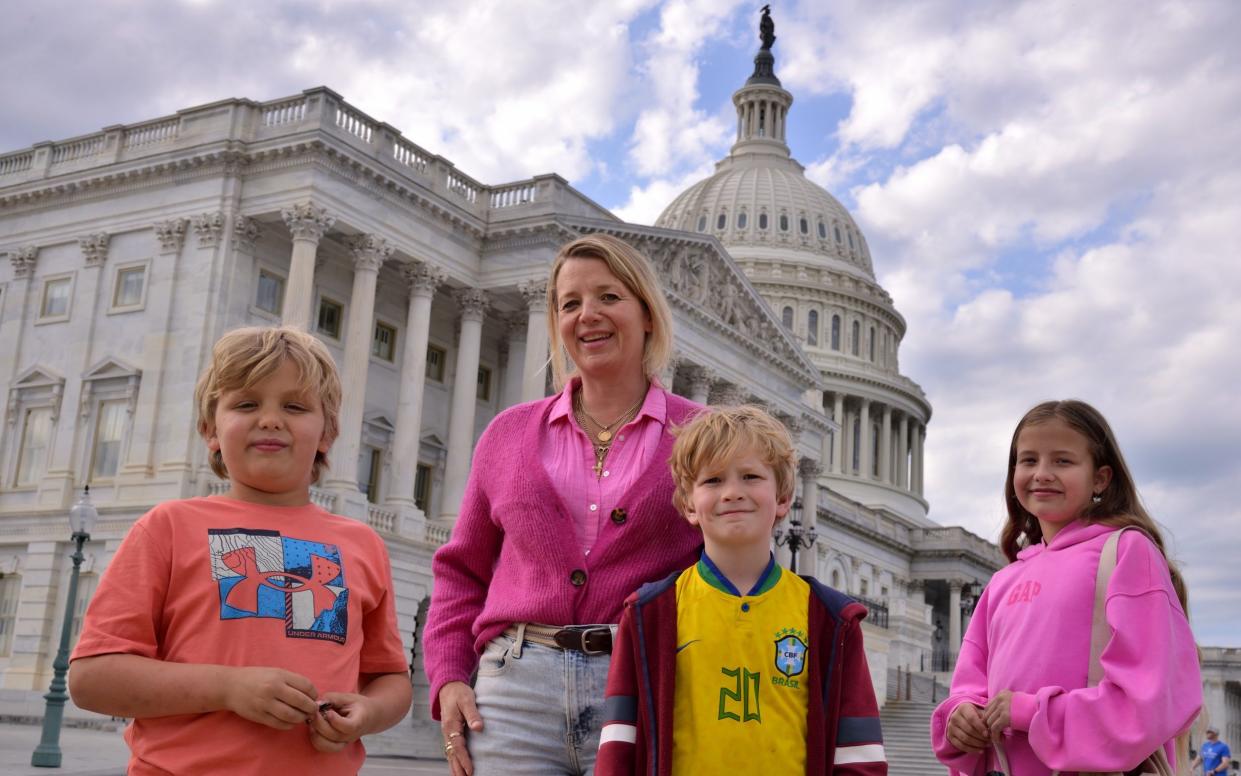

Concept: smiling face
[[554, 256, 651, 384], [1013, 418, 1112, 542], [684, 448, 792, 552], [205, 358, 330, 506]]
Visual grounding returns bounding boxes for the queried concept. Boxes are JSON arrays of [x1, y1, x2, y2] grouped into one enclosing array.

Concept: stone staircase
[[881, 699, 945, 776]]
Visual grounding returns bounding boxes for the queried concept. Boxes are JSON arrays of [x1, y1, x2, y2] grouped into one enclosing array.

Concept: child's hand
[[224, 666, 319, 730], [946, 702, 990, 753], [308, 692, 372, 752], [982, 690, 1014, 738]]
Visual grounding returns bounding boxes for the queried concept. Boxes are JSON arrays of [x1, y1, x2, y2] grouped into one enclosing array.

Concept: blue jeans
[[469, 627, 612, 775]]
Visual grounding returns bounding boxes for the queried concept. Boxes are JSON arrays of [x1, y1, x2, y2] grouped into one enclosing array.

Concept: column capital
[[153, 218, 188, 254], [799, 458, 824, 479], [948, 579, 964, 592], [710, 382, 748, 406], [281, 201, 335, 243], [500, 311, 528, 338], [517, 278, 549, 313], [685, 364, 717, 395], [79, 232, 110, 266], [233, 215, 262, 255], [348, 234, 393, 272], [403, 261, 447, 297], [456, 287, 490, 323], [192, 211, 225, 248], [10, 246, 38, 278]]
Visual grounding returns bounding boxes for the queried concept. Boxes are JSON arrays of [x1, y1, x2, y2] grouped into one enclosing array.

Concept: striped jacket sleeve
[[834, 617, 887, 775], [597, 600, 641, 776]]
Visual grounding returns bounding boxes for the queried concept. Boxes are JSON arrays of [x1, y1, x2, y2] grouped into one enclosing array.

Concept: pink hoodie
[[931, 520, 1201, 774]]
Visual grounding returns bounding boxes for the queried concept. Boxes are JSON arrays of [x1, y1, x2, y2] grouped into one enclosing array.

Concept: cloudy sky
[[3, 0, 1238, 645]]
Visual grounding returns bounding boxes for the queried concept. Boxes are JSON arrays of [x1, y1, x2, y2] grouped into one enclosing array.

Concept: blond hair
[[195, 326, 341, 483], [545, 234, 674, 391], [669, 405, 798, 519]]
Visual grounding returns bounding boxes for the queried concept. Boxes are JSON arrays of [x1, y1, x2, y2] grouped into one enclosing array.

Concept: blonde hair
[[669, 405, 797, 519], [195, 326, 341, 483], [545, 234, 674, 391]]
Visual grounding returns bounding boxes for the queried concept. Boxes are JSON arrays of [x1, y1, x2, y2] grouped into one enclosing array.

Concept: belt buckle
[[578, 626, 611, 655]]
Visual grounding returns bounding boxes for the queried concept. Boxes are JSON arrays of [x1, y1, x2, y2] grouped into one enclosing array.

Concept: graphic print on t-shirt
[[208, 528, 348, 643]]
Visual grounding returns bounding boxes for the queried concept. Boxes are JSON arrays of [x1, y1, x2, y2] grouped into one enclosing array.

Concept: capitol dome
[[659, 27, 933, 520]]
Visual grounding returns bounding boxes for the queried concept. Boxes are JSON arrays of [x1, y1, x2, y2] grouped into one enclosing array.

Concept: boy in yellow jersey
[[596, 405, 886, 775]]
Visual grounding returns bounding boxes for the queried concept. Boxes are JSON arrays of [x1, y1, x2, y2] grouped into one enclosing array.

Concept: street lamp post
[[774, 498, 817, 574], [31, 486, 97, 768]]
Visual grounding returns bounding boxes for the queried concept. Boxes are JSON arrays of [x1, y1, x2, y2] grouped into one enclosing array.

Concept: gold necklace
[[575, 391, 645, 443]]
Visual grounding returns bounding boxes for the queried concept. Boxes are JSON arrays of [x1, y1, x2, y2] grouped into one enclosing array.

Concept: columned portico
[[280, 202, 335, 330], [518, 279, 548, 403], [324, 234, 391, 513], [440, 288, 489, 521], [385, 261, 446, 531]]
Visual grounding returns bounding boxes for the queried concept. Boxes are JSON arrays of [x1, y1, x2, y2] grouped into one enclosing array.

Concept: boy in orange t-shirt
[[70, 327, 411, 775]]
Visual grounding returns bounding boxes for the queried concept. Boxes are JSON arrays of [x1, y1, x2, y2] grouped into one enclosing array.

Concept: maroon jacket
[[597, 571, 887, 775]]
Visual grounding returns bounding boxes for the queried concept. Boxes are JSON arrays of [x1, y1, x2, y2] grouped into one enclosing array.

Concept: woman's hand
[[439, 681, 484, 776], [982, 690, 1014, 739], [946, 702, 991, 753]]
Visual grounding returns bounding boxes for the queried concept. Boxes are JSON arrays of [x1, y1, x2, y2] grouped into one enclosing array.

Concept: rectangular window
[[358, 446, 381, 503], [317, 298, 343, 339], [16, 407, 53, 486], [91, 400, 127, 480], [414, 463, 432, 512], [372, 322, 396, 362], [255, 269, 284, 315], [426, 344, 446, 381], [477, 366, 492, 402], [0, 575, 20, 657], [40, 277, 72, 319], [113, 266, 146, 308]]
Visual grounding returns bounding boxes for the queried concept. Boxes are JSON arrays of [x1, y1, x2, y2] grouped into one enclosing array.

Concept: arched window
[[737, 211, 748, 229], [831, 315, 841, 350], [717, 212, 727, 230], [799, 217, 809, 234], [759, 212, 769, 230], [848, 230, 855, 249], [818, 220, 827, 239], [831, 569, 842, 588], [696, 215, 707, 232], [869, 326, 876, 361], [834, 225, 842, 243], [851, 320, 860, 355], [782, 306, 794, 330], [779, 214, 789, 231], [807, 310, 819, 346]]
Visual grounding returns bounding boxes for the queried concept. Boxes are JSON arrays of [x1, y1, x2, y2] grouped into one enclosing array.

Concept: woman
[[424, 234, 704, 775]]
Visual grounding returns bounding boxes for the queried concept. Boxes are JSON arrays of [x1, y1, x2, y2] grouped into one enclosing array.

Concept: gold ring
[[444, 742, 455, 757], [448, 731, 462, 740]]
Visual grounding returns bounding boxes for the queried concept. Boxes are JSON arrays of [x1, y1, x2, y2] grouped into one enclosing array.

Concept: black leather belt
[[510, 624, 614, 655]]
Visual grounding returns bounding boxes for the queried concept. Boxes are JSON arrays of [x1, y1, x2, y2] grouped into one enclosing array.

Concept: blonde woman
[[425, 234, 703, 775]]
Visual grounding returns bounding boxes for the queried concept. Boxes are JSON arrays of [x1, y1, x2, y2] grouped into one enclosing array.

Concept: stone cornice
[[819, 366, 931, 418]]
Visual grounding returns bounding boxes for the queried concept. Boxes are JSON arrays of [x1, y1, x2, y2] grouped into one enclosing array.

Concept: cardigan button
[[610, 508, 627, 525], [570, 569, 587, 587]]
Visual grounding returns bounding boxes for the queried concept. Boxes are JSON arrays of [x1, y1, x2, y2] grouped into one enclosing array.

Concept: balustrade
[[489, 182, 536, 208], [124, 119, 179, 149], [0, 152, 33, 176], [446, 171, 480, 203], [334, 105, 374, 143], [261, 97, 307, 127], [51, 136, 103, 164], [393, 138, 429, 174]]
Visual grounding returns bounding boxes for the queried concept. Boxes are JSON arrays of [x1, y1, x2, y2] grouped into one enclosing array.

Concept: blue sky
[[2, 0, 1239, 647]]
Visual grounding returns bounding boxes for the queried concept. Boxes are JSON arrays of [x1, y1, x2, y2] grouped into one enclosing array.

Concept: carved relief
[[233, 215, 262, 255], [10, 246, 37, 278], [153, 218, 188, 254], [517, 278, 548, 313], [281, 202, 335, 243], [347, 234, 393, 272], [79, 232, 110, 266], [192, 211, 225, 248], [456, 288, 490, 323], [403, 261, 447, 296]]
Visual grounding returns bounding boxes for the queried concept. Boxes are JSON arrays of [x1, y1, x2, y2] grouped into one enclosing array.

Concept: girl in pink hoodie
[[931, 400, 1201, 774]]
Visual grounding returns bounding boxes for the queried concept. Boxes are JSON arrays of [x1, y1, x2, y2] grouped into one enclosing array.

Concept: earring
[[1091, 493, 1102, 504]]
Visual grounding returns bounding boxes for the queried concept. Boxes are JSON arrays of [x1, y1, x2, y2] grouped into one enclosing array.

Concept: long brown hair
[[1000, 400, 1190, 614]]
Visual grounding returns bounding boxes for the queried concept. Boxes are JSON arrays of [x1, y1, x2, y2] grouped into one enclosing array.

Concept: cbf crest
[[773, 627, 808, 678]]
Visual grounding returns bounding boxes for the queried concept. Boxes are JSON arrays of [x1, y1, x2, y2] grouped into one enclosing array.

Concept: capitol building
[[2, 27, 1235, 756]]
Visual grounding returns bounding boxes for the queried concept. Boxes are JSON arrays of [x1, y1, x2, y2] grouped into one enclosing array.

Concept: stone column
[[914, 424, 925, 495], [518, 279, 549, 403], [897, 413, 910, 491], [385, 262, 445, 527], [879, 404, 892, 485], [858, 398, 872, 480], [797, 459, 823, 574], [324, 234, 391, 515], [0, 248, 38, 425], [832, 393, 845, 474], [440, 289, 489, 521], [280, 202, 335, 330], [686, 365, 716, 406], [500, 314, 527, 409], [658, 352, 679, 392], [842, 404, 854, 475], [948, 580, 963, 667]]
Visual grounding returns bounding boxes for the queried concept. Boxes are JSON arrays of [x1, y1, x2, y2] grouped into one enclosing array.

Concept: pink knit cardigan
[[423, 389, 704, 718]]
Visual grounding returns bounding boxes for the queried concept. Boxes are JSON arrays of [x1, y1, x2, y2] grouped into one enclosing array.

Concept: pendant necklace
[[574, 390, 645, 477], [576, 392, 645, 443]]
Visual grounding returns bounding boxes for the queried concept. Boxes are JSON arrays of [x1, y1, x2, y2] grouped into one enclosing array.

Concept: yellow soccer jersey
[[671, 554, 810, 775]]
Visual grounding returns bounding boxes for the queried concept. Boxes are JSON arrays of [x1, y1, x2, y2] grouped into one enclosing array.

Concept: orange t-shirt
[[72, 496, 408, 776]]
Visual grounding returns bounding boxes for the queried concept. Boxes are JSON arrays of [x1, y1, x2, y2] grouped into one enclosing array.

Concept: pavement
[[0, 720, 449, 775]]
